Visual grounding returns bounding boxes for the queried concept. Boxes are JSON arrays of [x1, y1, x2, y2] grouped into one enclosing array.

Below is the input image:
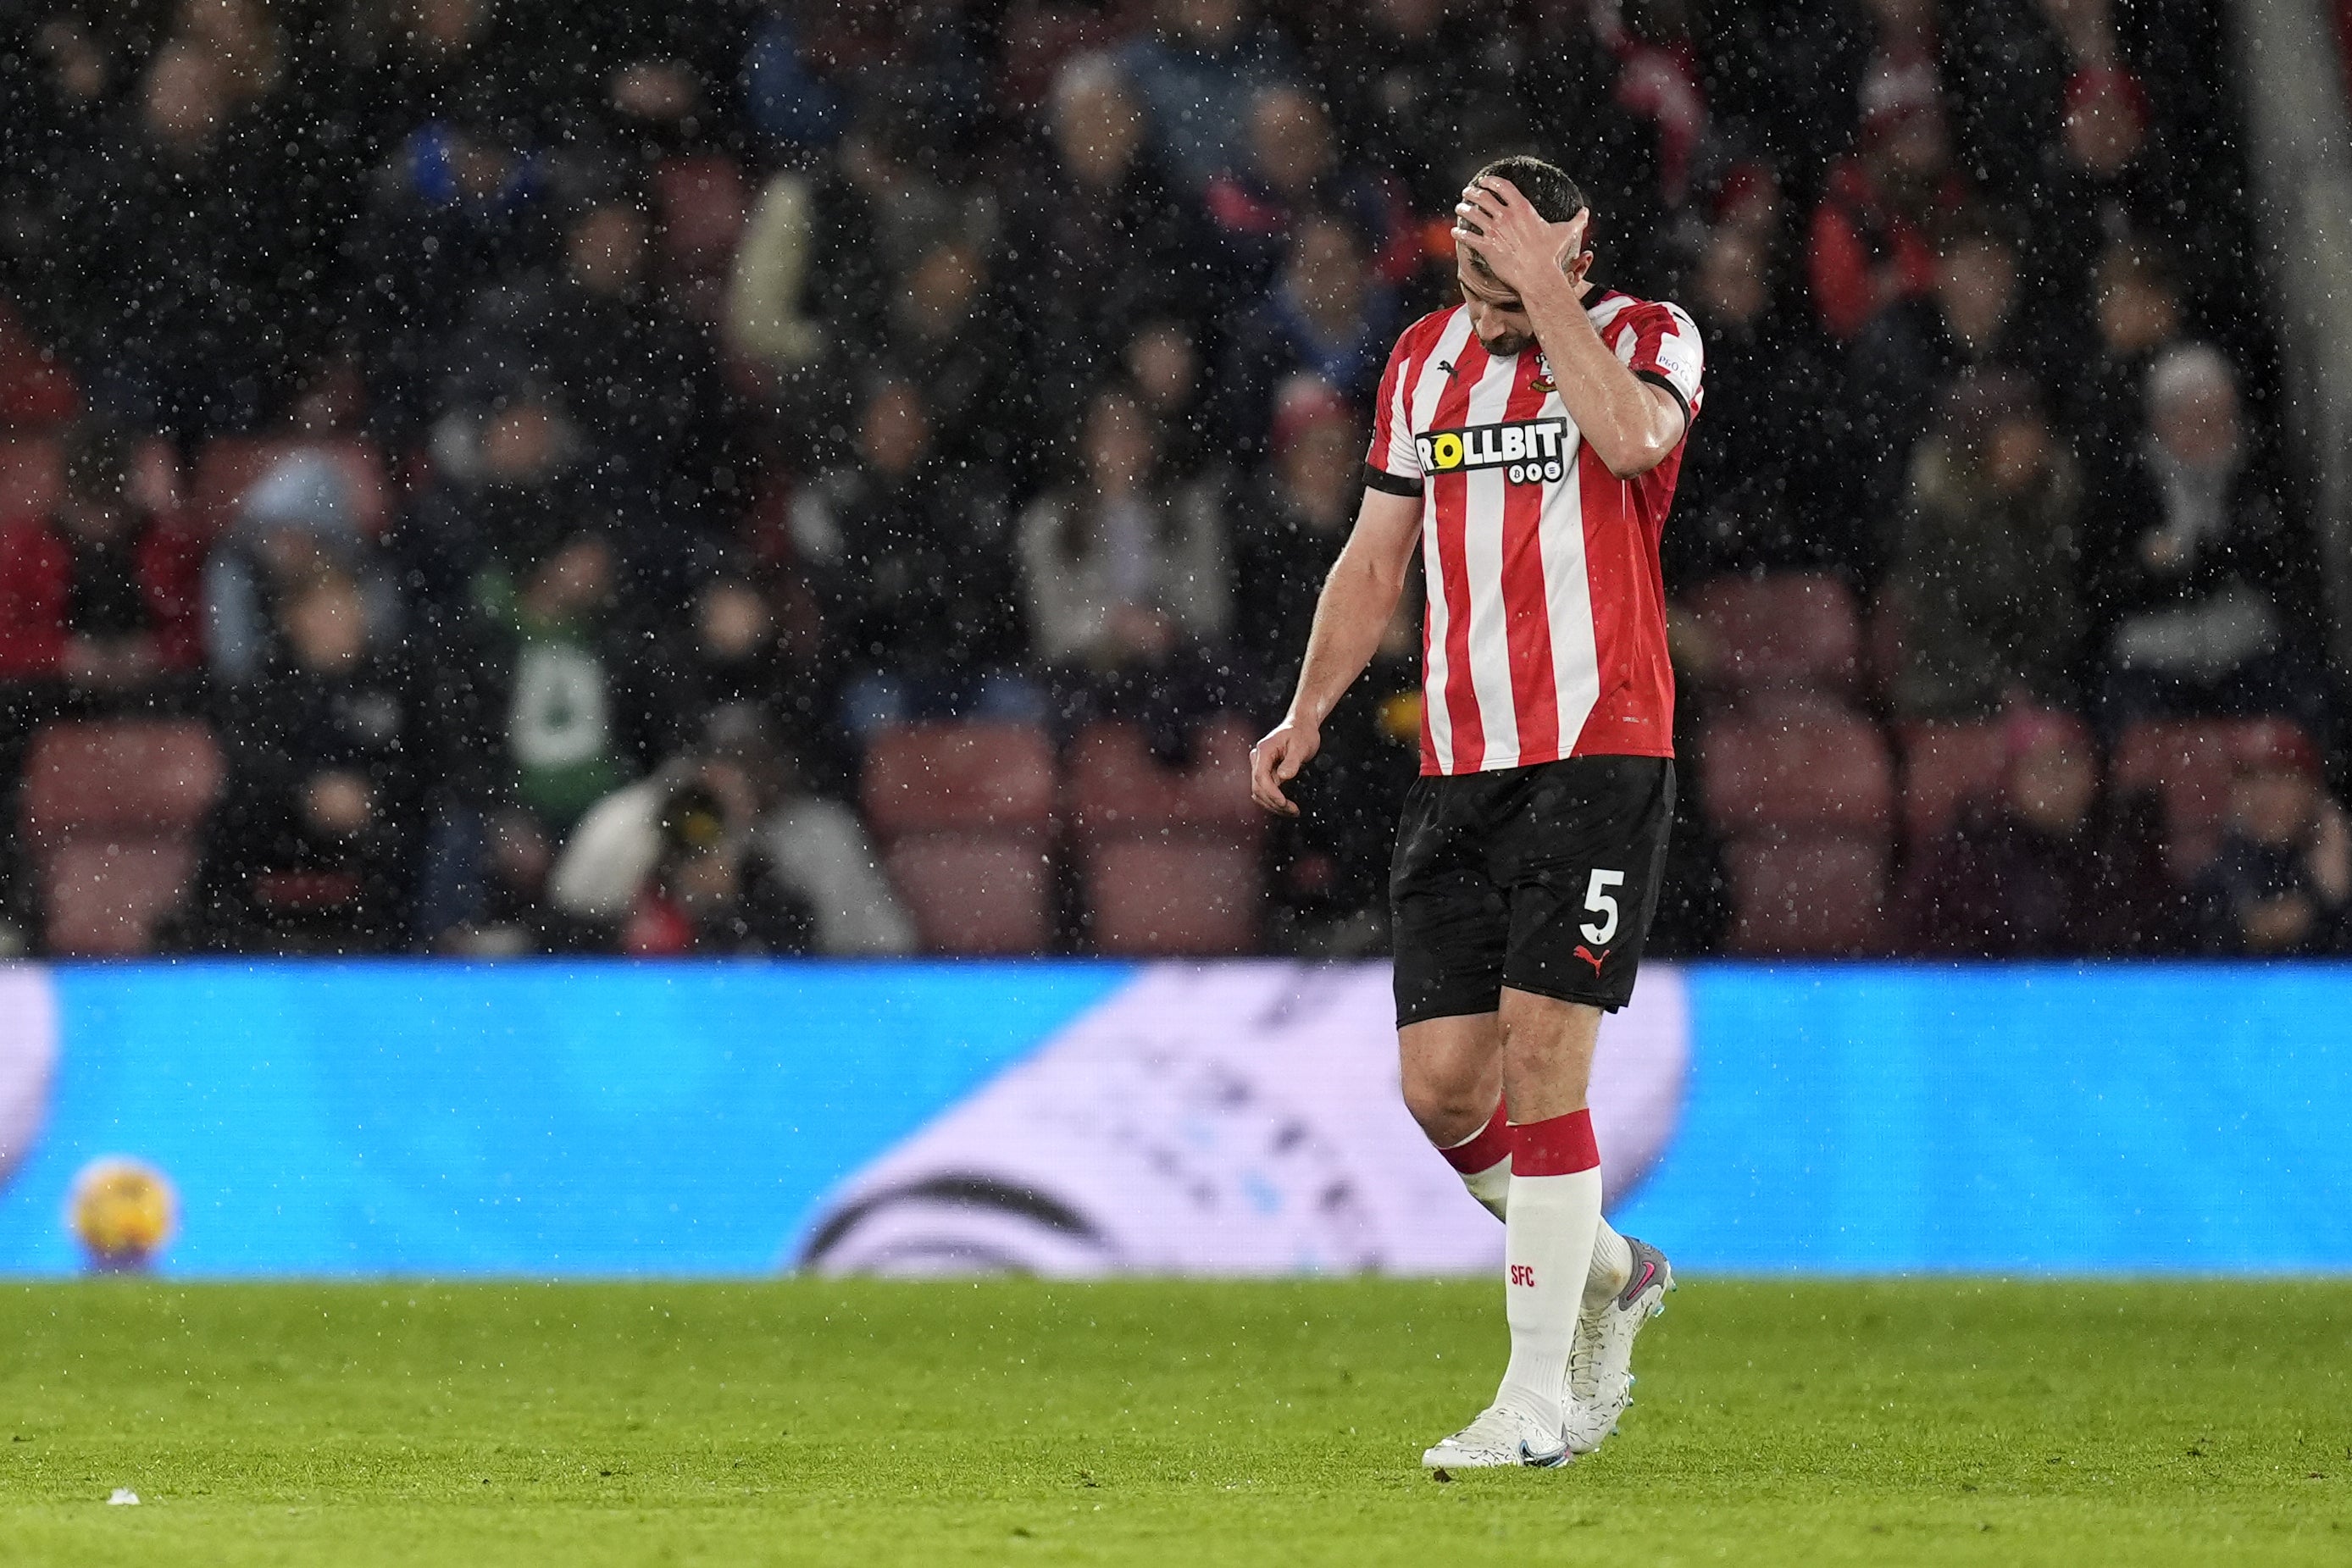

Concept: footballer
[[1250, 154, 1702, 1468]]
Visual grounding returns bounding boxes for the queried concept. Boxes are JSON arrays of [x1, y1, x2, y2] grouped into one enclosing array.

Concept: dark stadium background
[[0, 0, 2338, 964]]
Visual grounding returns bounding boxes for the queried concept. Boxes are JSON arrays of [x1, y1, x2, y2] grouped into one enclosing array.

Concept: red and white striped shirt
[[1365, 290, 1703, 776]]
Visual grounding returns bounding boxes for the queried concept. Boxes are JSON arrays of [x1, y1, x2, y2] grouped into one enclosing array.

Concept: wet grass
[[0, 1277, 2347, 1565]]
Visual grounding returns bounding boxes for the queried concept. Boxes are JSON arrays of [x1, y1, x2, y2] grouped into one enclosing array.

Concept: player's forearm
[[1284, 545, 1408, 729], [1523, 277, 1680, 478]]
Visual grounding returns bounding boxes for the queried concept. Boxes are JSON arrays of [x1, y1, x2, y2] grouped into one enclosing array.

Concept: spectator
[[1887, 373, 2084, 718], [792, 374, 1034, 734], [1667, 221, 1845, 580], [343, 0, 517, 160], [643, 571, 819, 763], [1807, 51, 1967, 341], [348, 94, 554, 432], [206, 450, 403, 684], [726, 80, 990, 413], [1018, 382, 1232, 754], [462, 185, 737, 565], [2095, 346, 2316, 723], [418, 518, 655, 952], [1203, 82, 1413, 296], [2026, 64, 2176, 321], [550, 706, 915, 956], [199, 568, 419, 952], [1124, 318, 1221, 485], [2059, 241, 2184, 501], [1118, 0, 1298, 191], [1308, 0, 1500, 213], [1231, 377, 1358, 703], [741, 4, 849, 157], [1901, 707, 2183, 956], [884, 234, 1026, 471], [0, 421, 204, 706], [1846, 211, 2039, 570], [397, 388, 605, 615], [1004, 54, 1216, 434], [57, 44, 291, 443], [2194, 725, 2352, 956], [1217, 209, 1400, 466]]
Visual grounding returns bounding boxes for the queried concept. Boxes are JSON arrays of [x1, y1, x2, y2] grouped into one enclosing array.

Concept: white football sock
[[1585, 1218, 1633, 1305], [1494, 1111, 1604, 1433], [1435, 1098, 1512, 1221]]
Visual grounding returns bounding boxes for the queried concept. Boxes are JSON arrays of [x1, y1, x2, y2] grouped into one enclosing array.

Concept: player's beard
[[1478, 329, 1530, 357]]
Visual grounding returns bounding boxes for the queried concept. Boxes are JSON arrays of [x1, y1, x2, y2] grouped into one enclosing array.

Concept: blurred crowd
[[0, 0, 2342, 961]]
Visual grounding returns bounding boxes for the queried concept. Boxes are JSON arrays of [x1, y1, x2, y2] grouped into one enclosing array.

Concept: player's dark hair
[[1472, 155, 1588, 227]]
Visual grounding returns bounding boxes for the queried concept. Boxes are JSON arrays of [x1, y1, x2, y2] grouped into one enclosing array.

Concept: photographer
[[548, 706, 913, 956]]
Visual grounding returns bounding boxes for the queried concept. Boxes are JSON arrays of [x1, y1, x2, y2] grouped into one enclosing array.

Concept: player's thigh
[[1390, 776, 1512, 1030], [1396, 1009, 1502, 1142], [1495, 757, 1676, 1013]]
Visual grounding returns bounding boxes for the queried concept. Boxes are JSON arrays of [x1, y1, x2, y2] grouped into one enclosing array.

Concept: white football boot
[[1420, 1402, 1571, 1470], [1563, 1234, 1673, 1454]]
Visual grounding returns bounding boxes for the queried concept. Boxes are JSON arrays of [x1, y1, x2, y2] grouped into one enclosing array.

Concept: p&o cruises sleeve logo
[[1415, 418, 1570, 486]]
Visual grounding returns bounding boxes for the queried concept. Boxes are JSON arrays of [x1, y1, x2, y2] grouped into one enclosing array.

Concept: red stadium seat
[[0, 435, 182, 524], [862, 722, 1057, 954], [1896, 719, 2010, 848], [1697, 692, 1894, 838], [1684, 572, 1861, 692], [0, 435, 62, 520], [187, 436, 392, 541], [1722, 836, 1891, 955], [2112, 717, 2318, 879], [22, 718, 225, 956], [1063, 718, 1266, 956], [43, 839, 202, 956]]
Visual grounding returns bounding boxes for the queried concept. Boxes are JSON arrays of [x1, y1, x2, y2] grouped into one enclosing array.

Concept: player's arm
[[1455, 180, 1686, 479], [1250, 485, 1422, 817]]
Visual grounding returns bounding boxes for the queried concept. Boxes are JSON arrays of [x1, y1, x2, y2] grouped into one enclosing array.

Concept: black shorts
[[1390, 755, 1675, 1027]]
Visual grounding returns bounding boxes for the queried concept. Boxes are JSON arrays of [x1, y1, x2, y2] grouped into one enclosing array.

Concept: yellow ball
[[68, 1157, 177, 1271]]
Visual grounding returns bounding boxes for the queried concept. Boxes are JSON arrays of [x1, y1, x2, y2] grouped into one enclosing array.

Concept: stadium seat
[[0, 435, 62, 519], [0, 434, 181, 522], [188, 435, 392, 541], [1063, 718, 1266, 956], [42, 839, 202, 956], [1683, 572, 1861, 692], [1697, 691, 1894, 838], [21, 718, 225, 955], [2112, 717, 2319, 879], [1895, 719, 2010, 848], [1721, 835, 1891, 955], [862, 722, 1057, 954]]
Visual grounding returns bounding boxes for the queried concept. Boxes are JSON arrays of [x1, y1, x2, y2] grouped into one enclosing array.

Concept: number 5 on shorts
[[1580, 869, 1625, 945]]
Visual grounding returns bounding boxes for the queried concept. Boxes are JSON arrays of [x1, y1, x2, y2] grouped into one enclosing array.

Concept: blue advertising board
[[0, 960, 2343, 1277]]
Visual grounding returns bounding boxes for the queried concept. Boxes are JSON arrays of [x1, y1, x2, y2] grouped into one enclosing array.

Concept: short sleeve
[[1363, 330, 1425, 496], [1621, 302, 1705, 428]]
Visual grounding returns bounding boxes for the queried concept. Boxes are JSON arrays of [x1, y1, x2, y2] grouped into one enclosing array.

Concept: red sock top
[[1438, 1098, 1512, 1174], [1512, 1108, 1600, 1176]]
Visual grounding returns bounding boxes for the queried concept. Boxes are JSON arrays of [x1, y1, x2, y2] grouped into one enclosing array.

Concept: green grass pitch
[[1, 1277, 2347, 1565]]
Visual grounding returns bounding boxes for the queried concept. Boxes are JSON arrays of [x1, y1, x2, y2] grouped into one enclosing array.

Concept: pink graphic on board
[[799, 961, 1689, 1276], [0, 968, 58, 1192]]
